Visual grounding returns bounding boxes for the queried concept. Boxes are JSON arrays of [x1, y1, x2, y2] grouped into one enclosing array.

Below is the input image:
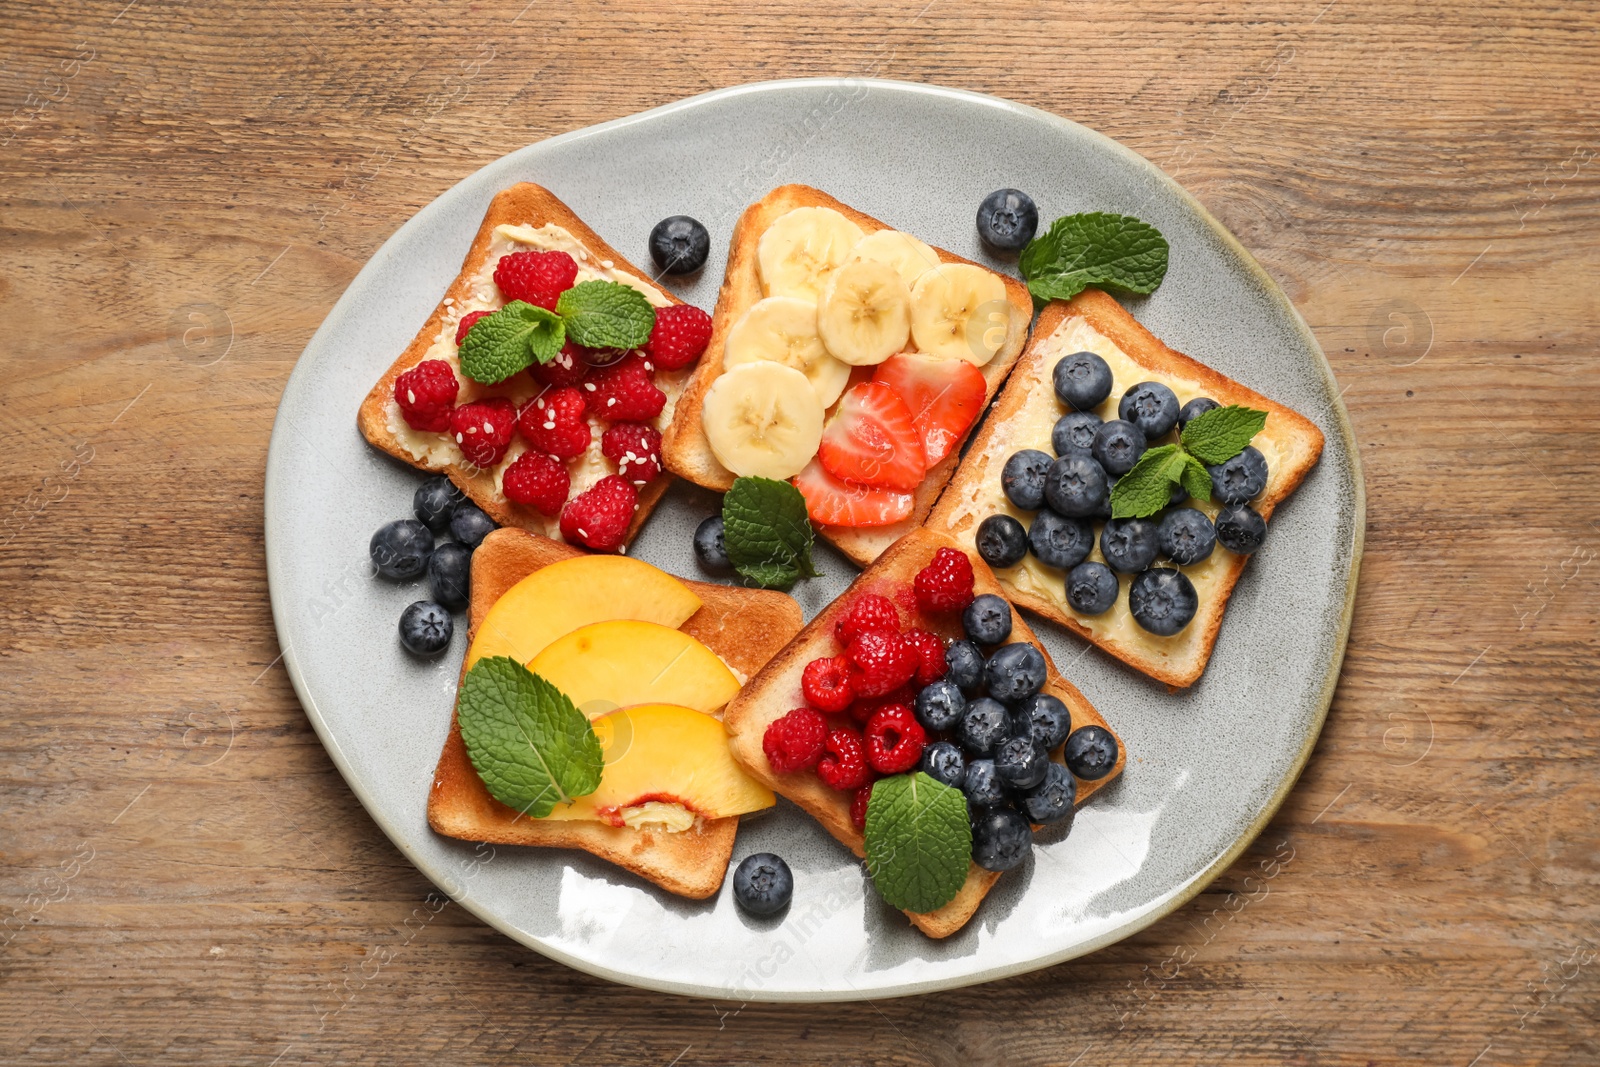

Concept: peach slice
[[527, 620, 741, 719]]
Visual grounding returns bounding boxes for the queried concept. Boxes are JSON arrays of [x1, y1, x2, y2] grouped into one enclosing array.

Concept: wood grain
[[2, 0, 1597, 1064]]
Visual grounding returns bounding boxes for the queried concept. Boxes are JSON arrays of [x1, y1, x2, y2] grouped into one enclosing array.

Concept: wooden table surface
[[3, 1, 1597, 1063]]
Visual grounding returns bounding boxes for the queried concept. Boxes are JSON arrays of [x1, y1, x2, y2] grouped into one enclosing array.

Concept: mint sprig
[[458, 300, 565, 385], [1108, 404, 1268, 519], [456, 656, 603, 818], [863, 772, 972, 913], [1180, 404, 1269, 465], [1018, 212, 1170, 304], [722, 476, 819, 591], [556, 280, 656, 350]]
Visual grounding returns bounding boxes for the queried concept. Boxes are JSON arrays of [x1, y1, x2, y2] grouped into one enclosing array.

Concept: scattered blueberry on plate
[[370, 519, 434, 580], [732, 852, 793, 916], [399, 600, 453, 656], [693, 514, 732, 572], [450, 501, 497, 548], [414, 475, 464, 533], [976, 188, 1039, 251], [428, 541, 472, 612], [648, 215, 711, 275]]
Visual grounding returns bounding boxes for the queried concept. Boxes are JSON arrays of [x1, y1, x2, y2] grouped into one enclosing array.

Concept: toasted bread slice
[[722, 528, 1125, 937], [428, 528, 804, 899], [659, 185, 1034, 568], [358, 182, 688, 550], [925, 289, 1325, 688]]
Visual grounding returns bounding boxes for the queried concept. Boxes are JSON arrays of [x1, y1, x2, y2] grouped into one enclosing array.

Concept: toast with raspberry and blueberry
[[358, 183, 716, 554], [721, 528, 1125, 938]]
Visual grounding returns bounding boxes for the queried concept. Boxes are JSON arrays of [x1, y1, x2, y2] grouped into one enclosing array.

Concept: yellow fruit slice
[[527, 619, 741, 719]]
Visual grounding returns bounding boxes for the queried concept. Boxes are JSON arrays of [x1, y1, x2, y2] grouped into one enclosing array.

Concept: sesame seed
[[483, 422, 494, 434], [543, 421, 556, 430], [584, 383, 597, 392], [577, 528, 588, 538], [455, 433, 464, 443], [606, 398, 616, 407], [406, 390, 416, 404]]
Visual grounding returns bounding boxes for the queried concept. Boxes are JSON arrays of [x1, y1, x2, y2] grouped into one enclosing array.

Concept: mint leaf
[[1179, 452, 1213, 503], [863, 772, 972, 913], [1109, 443, 1181, 519], [555, 280, 656, 349], [457, 656, 602, 818], [722, 476, 818, 591], [1019, 213, 1170, 304], [1180, 404, 1268, 465], [458, 301, 565, 384]]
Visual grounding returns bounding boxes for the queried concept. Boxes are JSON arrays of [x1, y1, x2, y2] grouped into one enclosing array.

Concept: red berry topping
[[643, 304, 713, 370], [762, 707, 828, 774], [793, 457, 915, 529], [586, 354, 666, 422], [846, 630, 918, 699], [529, 340, 589, 389], [904, 629, 948, 687], [393, 359, 459, 433], [872, 352, 987, 467], [518, 387, 590, 460], [448, 397, 516, 469], [455, 309, 493, 346], [833, 593, 902, 647], [493, 250, 578, 311], [600, 422, 663, 485], [817, 381, 928, 490], [817, 727, 870, 792], [849, 783, 873, 831], [801, 656, 855, 714], [914, 546, 976, 613], [559, 474, 638, 552], [849, 684, 916, 725], [501, 451, 570, 515], [864, 704, 926, 775]]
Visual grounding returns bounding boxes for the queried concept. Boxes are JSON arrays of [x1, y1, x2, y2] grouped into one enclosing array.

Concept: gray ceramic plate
[[264, 78, 1363, 1002]]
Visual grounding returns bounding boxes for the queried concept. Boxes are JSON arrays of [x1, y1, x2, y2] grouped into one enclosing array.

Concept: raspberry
[[849, 684, 915, 725], [914, 546, 976, 613], [449, 397, 515, 469], [393, 359, 459, 433], [643, 304, 713, 370], [455, 309, 493, 345], [501, 451, 570, 515], [904, 629, 948, 687], [600, 422, 663, 485], [801, 656, 855, 714], [559, 474, 637, 552], [493, 250, 578, 311], [817, 728, 870, 792], [762, 708, 827, 773], [846, 630, 918, 699], [864, 704, 926, 775], [518, 387, 590, 460], [586, 354, 666, 422], [833, 593, 902, 647], [849, 783, 873, 831], [529, 340, 589, 388]]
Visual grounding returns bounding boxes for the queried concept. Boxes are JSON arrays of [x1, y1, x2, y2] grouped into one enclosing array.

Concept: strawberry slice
[[872, 352, 987, 467], [817, 382, 927, 490], [793, 459, 915, 528]]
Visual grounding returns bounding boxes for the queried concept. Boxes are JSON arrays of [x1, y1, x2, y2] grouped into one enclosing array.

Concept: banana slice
[[847, 229, 941, 288], [722, 296, 852, 407], [702, 361, 825, 480], [816, 259, 913, 367], [909, 263, 1011, 365], [756, 207, 865, 302]]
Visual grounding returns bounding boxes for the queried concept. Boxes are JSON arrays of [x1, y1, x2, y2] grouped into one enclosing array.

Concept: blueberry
[[413, 475, 465, 533], [370, 519, 434, 580], [914, 679, 967, 733], [1052, 410, 1103, 456], [957, 697, 1013, 757], [944, 639, 986, 695], [962, 594, 1013, 645], [984, 643, 1047, 705], [732, 852, 793, 916], [1178, 396, 1221, 430], [1065, 560, 1119, 615], [1095, 477, 1117, 521], [1091, 419, 1148, 477], [1019, 762, 1077, 823], [648, 215, 710, 275], [1157, 507, 1217, 566], [976, 514, 1028, 569], [1118, 381, 1181, 440], [449, 502, 497, 549], [1027, 510, 1094, 570], [921, 741, 967, 790], [1001, 449, 1053, 510], [1169, 479, 1189, 507], [399, 600, 453, 656], [1128, 567, 1199, 636], [1043, 454, 1109, 518], [1214, 503, 1267, 554], [976, 188, 1039, 251], [693, 515, 732, 572], [1015, 692, 1072, 751], [1208, 445, 1269, 504], [1064, 725, 1120, 781], [962, 759, 1007, 809], [1051, 351, 1114, 411], [1100, 517, 1160, 574], [993, 735, 1049, 790], [972, 808, 1033, 871], [428, 541, 472, 612]]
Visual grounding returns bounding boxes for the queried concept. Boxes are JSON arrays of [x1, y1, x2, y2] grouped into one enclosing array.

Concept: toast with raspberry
[[721, 528, 1125, 938], [428, 528, 804, 899]]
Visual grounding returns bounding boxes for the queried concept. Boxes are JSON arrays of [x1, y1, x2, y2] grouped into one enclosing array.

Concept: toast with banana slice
[[428, 528, 803, 899], [721, 528, 1125, 937], [660, 185, 1033, 568], [925, 290, 1325, 688]]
